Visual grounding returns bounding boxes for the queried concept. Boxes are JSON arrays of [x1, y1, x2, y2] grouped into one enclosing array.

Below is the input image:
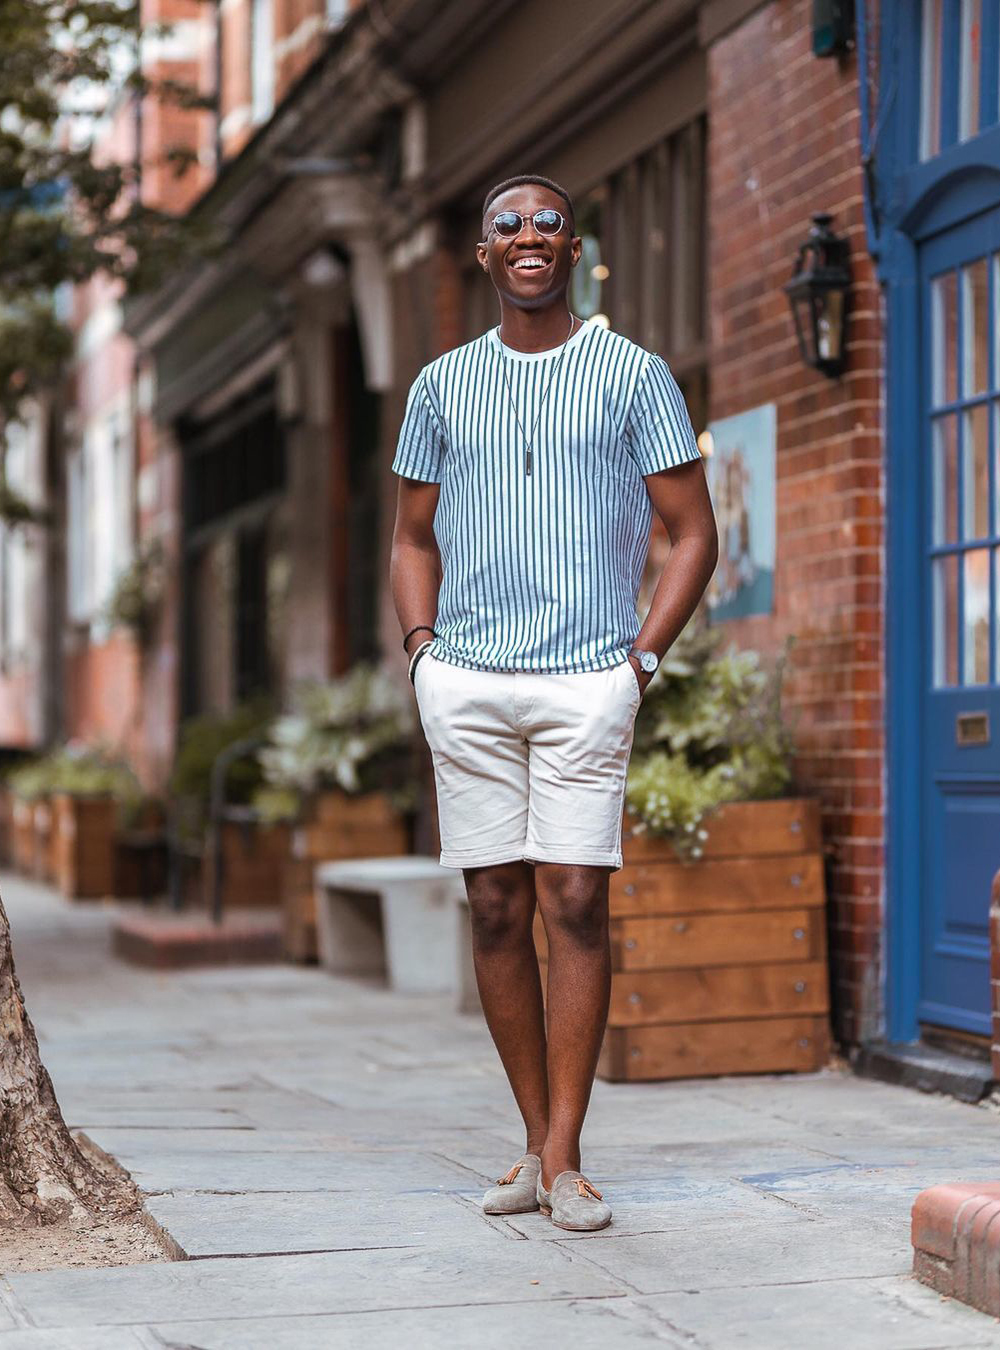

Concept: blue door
[[918, 208, 1000, 1034]]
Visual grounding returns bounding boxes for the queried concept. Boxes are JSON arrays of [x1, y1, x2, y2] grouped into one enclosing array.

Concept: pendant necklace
[[497, 313, 578, 476]]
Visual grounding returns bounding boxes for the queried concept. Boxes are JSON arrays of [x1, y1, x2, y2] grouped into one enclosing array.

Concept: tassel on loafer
[[537, 1170, 611, 1231], [482, 1153, 542, 1215]]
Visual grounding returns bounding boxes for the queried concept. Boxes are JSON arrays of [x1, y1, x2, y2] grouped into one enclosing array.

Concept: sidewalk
[[1, 871, 998, 1349]]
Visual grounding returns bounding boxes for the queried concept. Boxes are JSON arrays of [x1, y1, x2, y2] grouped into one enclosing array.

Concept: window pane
[[959, 0, 982, 142], [995, 549, 1000, 683], [931, 271, 957, 406], [962, 405, 989, 539], [933, 415, 959, 545], [961, 257, 989, 395], [994, 255, 1000, 391], [933, 553, 959, 686], [921, 0, 943, 160], [963, 548, 991, 684]]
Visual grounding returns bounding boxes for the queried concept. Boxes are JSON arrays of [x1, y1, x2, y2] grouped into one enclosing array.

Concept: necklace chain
[[497, 314, 577, 476]]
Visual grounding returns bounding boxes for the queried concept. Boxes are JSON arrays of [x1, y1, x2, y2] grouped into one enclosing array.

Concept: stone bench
[[313, 857, 466, 995]]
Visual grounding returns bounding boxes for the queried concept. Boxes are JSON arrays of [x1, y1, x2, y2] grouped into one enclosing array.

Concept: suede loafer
[[482, 1153, 542, 1215], [537, 1169, 611, 1231]]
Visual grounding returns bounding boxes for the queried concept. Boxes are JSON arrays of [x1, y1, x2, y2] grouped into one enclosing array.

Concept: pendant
[[525, 447, 532, 476]]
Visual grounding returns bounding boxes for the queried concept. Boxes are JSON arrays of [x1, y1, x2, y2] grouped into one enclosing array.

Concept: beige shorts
[[412, 653, 641, 872]]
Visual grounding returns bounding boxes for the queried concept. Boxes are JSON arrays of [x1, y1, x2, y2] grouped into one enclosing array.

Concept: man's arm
[[630, 459, 719, 692], [390, 477, 443, 656]]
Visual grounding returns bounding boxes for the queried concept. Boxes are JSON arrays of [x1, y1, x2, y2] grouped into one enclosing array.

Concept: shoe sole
[[550, 1215, 612, 1231], [483, 1202, 540, 1215]]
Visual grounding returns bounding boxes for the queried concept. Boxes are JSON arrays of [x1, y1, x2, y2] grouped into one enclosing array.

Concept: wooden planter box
[[10, 797, 35, 874], [0, 785, 12, 866], [203, 818, 292, 911], [32, 799, 56, 883], [282, 790, 409, 962], [52, 793, 117, 900], [535, 798, 831, 1083]]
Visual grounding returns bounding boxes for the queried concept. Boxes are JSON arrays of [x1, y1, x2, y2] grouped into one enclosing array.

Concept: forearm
[[634, 534, 718, 658], [390, 538, 443, 654]]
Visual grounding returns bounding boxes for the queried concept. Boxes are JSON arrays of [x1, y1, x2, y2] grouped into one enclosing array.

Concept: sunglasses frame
[[487, 209, 568, 240]]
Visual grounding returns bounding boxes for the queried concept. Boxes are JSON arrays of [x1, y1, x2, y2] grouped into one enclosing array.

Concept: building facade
[[6, 0, 1000, 1070]]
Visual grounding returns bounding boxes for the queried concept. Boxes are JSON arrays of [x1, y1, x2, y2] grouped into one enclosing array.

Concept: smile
[[510, 256, 551, 271]]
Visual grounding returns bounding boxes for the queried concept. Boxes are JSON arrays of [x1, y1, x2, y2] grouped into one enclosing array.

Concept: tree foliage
[[0, 0, 213, 463]]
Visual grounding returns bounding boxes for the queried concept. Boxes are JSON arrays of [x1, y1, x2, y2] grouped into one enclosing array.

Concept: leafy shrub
[[5, 745, 144, 823], [625, 621, 796, 860], [255, 663, 418, 820]]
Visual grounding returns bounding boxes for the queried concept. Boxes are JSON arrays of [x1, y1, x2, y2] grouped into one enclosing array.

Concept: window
[[67, 410, 134, 628], [250, 0, 274, 125], [920, 0, 999, 161]]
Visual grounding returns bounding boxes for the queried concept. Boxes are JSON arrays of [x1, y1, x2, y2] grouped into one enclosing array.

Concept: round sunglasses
[[488, 208, 568, 239]]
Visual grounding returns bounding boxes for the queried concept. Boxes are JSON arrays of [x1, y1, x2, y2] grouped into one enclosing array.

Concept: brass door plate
[[956, 711, 990, 747]]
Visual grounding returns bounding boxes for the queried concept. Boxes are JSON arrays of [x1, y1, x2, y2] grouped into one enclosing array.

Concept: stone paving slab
[[0, 1331, 148, 1349], [147, 1298, 684, 1349], [636, 1275, 1000, 1348], [563, 1217, 912, 1295], [145, 1189, 515, 1257], [6, 1243, 628, 1327], [104, 1146, 483, 1195]]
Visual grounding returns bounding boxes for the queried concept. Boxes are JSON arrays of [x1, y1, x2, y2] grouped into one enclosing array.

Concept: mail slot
[[956, 711, 990, 747]]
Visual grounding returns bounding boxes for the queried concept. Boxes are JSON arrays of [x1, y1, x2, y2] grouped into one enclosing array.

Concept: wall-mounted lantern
[[784, 212, 851, 380]]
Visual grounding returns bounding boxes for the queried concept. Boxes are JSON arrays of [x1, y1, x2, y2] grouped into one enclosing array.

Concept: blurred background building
[[1, 0, 999, 1067]]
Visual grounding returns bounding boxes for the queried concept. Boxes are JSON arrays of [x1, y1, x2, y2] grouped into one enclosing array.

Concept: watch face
[[639, 651, 658, 673]]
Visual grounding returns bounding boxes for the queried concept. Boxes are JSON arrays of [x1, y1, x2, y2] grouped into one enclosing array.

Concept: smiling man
[[390, 174, 718, 1232]]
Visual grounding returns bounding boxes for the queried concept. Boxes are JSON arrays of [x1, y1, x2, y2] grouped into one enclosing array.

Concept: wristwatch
[[629, 647, 659, 675]]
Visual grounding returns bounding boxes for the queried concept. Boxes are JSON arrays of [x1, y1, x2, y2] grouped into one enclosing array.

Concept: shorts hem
[[439, 845, 528, 870], [523, 845, 624, 872]]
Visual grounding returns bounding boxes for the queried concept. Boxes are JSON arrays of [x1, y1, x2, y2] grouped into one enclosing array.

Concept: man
[[390, 174, 718, 1232]]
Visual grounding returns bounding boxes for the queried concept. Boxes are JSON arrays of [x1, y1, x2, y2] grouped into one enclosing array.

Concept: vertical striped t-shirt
[[392, 321, 702, 673]]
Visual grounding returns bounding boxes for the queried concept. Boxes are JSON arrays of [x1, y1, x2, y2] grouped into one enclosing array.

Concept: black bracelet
[[403, 624, 436, 651]]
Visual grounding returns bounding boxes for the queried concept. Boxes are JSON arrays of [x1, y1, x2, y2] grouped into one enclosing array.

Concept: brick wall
[[707, 0, 884, 1044]]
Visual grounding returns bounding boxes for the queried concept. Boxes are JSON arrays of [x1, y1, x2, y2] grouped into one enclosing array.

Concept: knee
[[544, 886, 608, 951], [467, 872, 533, 952]]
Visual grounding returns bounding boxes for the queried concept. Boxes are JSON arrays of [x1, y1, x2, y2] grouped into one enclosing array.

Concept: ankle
[[540, 1140, 581, 1188]]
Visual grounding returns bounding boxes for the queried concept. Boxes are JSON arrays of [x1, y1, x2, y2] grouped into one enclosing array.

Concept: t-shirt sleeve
[[391, 370, 445, 483], [624, 353, 702, 476]]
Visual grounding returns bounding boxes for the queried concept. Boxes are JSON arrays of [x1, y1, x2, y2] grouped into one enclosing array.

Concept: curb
[[912, 1182, 1000, 1316]]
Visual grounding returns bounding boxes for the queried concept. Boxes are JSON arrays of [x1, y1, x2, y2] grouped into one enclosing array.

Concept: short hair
[[481, 175, 575, 236]]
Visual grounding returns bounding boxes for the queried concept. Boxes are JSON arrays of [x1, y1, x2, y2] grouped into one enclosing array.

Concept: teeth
[[512, 257, 547, 269]]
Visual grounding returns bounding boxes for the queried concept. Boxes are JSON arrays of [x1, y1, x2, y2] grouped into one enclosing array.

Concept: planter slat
[[599, 1015, 830, 1082], [605, 960, 829, 1026], [621, 798, 821, 862], [610, 853, 824, 917], [609, 907, 824, 971]]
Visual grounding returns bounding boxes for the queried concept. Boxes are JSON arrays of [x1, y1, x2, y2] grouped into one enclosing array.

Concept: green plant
[[5, 745, 145, 822], [255, 663, 418, 819], [625, 620, 796, 860], [169, 700, 274, 839], [104, 541, 166, 645]]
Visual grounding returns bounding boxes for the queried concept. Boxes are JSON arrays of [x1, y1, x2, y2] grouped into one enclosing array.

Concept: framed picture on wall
[[704, 402, 776, 621]]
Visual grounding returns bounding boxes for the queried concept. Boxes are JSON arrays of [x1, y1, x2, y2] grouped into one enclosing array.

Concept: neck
[[497, 300, 574, 353]]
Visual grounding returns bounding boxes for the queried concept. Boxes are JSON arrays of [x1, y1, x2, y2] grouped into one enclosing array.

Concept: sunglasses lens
[[493, 212, 522, 237], [534, 210, 562, 234]]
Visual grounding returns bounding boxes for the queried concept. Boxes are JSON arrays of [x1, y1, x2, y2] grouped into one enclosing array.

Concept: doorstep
[[852, 1040, 994, 1104]]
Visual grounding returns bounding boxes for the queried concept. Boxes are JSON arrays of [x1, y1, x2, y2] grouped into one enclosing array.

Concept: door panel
[[918, 207, 1000, 1035]]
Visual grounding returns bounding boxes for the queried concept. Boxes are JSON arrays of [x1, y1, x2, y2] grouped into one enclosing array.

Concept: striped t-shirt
[[392, 321, 702, 673]]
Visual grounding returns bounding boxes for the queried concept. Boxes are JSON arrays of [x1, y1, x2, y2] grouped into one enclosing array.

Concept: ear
[[569, 234, 583, 268], [475, 241, 489, 272]]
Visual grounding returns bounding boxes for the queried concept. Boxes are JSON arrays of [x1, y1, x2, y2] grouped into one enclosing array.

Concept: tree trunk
[[0, 890, 138, 1225]]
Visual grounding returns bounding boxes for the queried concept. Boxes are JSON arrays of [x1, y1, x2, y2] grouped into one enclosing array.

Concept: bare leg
[[533, 862, 611, 1189], [464, 860, 549, 1155]]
